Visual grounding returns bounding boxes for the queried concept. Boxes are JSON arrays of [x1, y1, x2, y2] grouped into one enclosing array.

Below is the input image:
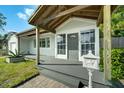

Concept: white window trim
[[55, 34, 67, 59], [55, 26, 99, 61], [40, 37, 50, 48], [79, 27, 99, 61]]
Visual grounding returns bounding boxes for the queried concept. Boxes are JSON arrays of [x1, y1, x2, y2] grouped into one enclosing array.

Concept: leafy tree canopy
[[100, 5, 124, 37], [112, 7, 124, 28], [0, 13, 6, 32]]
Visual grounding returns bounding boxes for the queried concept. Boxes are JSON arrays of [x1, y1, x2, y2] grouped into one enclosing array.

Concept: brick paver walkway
[[18, 74, 69, 88]]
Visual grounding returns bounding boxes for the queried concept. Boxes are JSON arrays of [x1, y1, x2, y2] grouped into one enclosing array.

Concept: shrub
[[9, 49, 23, 58], [100, 48, 124, 79]]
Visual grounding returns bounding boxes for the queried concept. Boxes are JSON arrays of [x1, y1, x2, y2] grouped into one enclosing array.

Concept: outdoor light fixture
[[81, 50, 100, 88]]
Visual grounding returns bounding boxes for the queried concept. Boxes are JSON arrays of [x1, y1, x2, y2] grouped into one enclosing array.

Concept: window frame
[[34, 39, 36, 48], [80, 29, 95, 56], [40, 37, 50, 48], [57, 34, 66, 55]]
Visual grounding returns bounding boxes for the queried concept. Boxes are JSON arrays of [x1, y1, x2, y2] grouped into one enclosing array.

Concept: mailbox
[[81, 50, 100, 88], [82, 50, 100, 70]]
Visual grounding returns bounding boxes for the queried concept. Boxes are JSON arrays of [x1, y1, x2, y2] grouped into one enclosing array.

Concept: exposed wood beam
[[103, 5, 111, 80], [42, 6, 57, 18], [18, 29, 45, 37], [47, 17, 62, 28], [80, 9, 100, 13], [37, 6, 66, 26], [72, 12, 98, 19], [73, 12, 98, 18], [44, 5, 90, 22], [29, 5, 48, 25], [18, 31, 35, 37], [97, 6, 103, 26], [38, 25, 56, 33], [28, 5, 44, 23], [72, 15, 97, 20], [37, 6, 57, 25], [43, 6, 67, 25], [27, 31, 48, 37], [52, 15, 70, 29]]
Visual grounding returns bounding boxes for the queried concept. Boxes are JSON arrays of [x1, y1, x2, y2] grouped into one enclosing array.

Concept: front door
[[67, 33, 78, 60]]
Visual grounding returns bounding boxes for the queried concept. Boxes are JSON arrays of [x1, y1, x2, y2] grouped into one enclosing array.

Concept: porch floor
[[18, 74, 69, 88], [25, 54, 107, 88], [25, 54, 82, 64]]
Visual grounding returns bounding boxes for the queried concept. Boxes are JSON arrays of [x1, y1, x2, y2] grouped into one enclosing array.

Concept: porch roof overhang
[[17, 28, 46, 37], [28, 5, 117, 33]]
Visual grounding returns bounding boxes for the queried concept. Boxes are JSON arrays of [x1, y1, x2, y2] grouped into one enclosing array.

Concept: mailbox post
[[81, 50, 100, 88]]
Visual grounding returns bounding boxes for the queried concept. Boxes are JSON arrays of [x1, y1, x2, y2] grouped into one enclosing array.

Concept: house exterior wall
[[8, 34, 18, 53], [55, 17, 99, 61], [18, 17, 99, 60], [20, 37, 30, 54], [27, 32, 55, 56]]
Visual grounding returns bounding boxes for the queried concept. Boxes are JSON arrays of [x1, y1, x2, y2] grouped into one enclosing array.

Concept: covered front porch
[[24, 5, 118, 87], [28, 5, 116, 80], [24, 54, 111, 88]]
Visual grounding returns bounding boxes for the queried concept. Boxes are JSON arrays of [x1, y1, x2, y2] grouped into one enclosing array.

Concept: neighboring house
[[8, 5, 117, 88], [8, 32, 18, 54]]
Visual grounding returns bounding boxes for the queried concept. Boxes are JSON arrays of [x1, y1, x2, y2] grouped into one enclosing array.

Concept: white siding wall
[[8, 34, 18, 53], [56, 17, 97, 34], [27, 32, 55, 56], [19, 17, 99, 60], [20, 37, 30, 54], [55, 17, 99, 60]]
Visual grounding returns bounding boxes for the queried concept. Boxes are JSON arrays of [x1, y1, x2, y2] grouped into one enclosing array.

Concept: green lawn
[[0, 57, 39, 88]]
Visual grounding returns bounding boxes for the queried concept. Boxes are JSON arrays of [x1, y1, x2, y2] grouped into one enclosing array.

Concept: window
[[81, 29, 95, 56], [46, 37, 50, 47], [41, 38, 46, 47], [34, 39, 36, 48], [57, 34, 66, 55], [40, 37, 50, 48]]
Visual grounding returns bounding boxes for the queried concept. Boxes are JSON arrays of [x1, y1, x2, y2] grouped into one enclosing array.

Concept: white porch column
[[36, 27, 40, 65]]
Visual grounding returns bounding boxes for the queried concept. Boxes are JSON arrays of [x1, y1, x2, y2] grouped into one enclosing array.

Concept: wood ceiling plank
[[73, 13, 98, 18], [38, 25, 56, 33], [52, 15, 70, 29], [18, 29, 45, 37], [27, 31, 48, 37], [79, 9, 100, 13], [42, 5, 67, 25], [47, 17, 62, 28], [44, 5, 90, 21], [31, 6, 47, 25], [72, 15, 97, 20], [97, 6, 103, 26], [36, 6, 58, 25]]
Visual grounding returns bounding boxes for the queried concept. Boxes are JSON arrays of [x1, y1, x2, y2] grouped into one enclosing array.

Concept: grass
[[0, 57, 39, 88]]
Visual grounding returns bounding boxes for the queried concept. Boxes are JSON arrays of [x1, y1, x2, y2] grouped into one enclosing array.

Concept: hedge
[[100, 48, 124, 80]]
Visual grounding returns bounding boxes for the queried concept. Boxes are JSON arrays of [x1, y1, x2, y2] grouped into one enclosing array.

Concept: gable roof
[[28, 5, 117, 28]]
